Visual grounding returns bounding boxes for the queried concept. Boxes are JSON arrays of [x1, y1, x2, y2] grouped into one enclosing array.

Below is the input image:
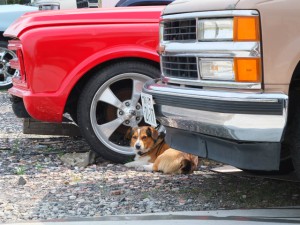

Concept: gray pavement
[[211, 165, 300, 182], [2, 209, 300, 225]]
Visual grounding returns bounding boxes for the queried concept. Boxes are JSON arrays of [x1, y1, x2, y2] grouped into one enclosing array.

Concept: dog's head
[[127, 126, 159, 156]]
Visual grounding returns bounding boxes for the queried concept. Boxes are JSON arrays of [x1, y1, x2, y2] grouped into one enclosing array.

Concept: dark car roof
[[115, 0, 174, 7]]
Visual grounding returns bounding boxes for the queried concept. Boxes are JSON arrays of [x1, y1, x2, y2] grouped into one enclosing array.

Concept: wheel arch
[[64, 57, 160, 118]]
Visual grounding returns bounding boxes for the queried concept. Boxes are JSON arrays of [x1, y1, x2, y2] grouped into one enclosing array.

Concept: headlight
[[200, 59, 234, 80], [198, 19, 233, 41], [197, 17, 259, 42], [200, 58, 261, 82]]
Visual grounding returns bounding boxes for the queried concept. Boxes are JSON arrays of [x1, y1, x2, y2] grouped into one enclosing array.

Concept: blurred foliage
[[1, 0, 30, 4]]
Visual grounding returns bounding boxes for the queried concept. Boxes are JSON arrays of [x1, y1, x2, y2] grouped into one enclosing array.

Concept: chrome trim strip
[[161, 76, 261, 89], [161, 42, 261, 58], [162, 10, 259, 20]]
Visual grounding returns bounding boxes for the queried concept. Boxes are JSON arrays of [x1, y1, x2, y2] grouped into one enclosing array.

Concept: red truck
[[4, 6, 163, 162]]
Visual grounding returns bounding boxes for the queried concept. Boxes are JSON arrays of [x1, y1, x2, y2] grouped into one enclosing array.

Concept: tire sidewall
[[287, 89, 300, 178], [0, 41, 8, 48], [291, 119, 300, 178]]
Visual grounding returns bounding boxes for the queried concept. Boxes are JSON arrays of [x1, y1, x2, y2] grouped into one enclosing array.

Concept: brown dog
[[124, 126, 198, 174]]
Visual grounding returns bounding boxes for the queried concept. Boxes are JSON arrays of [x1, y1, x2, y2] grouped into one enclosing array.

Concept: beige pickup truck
[[142, 0, 300, 177]]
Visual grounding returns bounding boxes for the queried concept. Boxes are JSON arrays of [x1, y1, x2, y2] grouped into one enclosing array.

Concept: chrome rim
[[0, 47, 17, 88], [90, 73, 151, 155]]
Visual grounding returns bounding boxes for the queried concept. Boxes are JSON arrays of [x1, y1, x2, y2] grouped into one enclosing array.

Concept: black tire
[[291, 140, 300, 178], [0, 41, 7, 48], [242, 142, 294, 175], [0, 41, 17, 90], [290, 106, 300, 178], [77, 61, 160, 163], [242, 161, 293, 176]]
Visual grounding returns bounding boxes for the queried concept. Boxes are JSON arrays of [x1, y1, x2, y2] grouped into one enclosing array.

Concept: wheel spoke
[[0, 50, 4, 61], [98, 117, 124, 140], [131, 79, 144, 107], [99, 87, 123, 109], [2, 62, 9, 79]]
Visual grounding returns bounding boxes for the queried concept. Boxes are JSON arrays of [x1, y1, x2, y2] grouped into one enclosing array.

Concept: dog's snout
[[135, 143, 141, 150]]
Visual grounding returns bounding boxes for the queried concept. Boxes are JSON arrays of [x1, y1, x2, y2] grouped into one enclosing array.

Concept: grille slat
[[163, 19, 197, 41], [162, 56, 198, 79], [164, 32, 195, 36], [163, 67, 197, 72]]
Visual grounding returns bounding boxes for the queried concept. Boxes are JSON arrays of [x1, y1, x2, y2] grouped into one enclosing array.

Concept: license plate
[[141, 92, 157, 127]]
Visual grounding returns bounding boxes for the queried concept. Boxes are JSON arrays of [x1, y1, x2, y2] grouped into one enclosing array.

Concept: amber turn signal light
[[234, 58, 261, 82], [234, 16, 260, 41]]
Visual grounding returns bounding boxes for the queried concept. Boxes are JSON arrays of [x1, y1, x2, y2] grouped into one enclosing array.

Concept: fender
[[13, 46, 159, 122], [58, 45, 160, 108]]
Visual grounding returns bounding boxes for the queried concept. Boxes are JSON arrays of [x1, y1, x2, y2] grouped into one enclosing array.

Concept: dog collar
[[137, 151, 147, 156]]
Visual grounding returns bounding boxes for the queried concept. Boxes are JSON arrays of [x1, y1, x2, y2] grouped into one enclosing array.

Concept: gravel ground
[[0, 91, 300, 223]]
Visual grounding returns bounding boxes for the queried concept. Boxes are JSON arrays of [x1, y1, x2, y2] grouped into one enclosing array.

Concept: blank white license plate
[[141, 92, 157, 127]]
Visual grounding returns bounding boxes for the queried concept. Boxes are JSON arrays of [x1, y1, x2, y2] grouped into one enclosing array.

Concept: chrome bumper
[[143, 79, 288, 143]]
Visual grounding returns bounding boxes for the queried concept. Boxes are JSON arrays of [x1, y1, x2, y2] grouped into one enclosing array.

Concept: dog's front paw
[[124, 162, 135, 168], [143, 164, 153, 171], [136, 166, 146, 171]]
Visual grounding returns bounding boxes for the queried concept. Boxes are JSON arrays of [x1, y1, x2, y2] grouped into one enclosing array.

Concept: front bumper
[[144, 79, 288, 143], [142, 79, 288, 170], [8, 86, 65, 122]]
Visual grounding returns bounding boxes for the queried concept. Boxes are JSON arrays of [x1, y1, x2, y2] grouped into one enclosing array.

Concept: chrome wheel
[[90, 73, 148, 155], [0, 47, 17, 89], [77, 61, 160, 163]]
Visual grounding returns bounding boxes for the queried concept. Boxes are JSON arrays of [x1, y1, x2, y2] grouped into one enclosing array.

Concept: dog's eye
[[141, 136, 147, 140], [132, 136, 137, 139]]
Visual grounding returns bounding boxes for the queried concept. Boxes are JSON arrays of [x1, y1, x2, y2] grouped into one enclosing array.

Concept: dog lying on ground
[[124, 126, 198, 174]]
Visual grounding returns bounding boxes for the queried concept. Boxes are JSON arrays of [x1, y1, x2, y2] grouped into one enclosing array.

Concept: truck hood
[[162, 0, 240, 15], [4, 6, 164, 38], [0, 4, 38, 31]]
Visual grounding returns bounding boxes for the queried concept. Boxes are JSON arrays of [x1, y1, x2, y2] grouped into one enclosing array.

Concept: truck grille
[[162, 56, 198, 79], [163, 19, 196, 41]]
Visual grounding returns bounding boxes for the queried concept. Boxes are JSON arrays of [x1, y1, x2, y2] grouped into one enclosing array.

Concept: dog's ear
[[125, 127, 135, 140], [146, 127, 159, 140]]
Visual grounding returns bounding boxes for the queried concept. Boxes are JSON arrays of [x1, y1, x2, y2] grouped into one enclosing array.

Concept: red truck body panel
[[5, 6, 163, 122]]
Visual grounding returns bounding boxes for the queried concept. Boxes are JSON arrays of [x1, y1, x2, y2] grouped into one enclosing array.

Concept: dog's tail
[[180, 159, 193, 174]]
